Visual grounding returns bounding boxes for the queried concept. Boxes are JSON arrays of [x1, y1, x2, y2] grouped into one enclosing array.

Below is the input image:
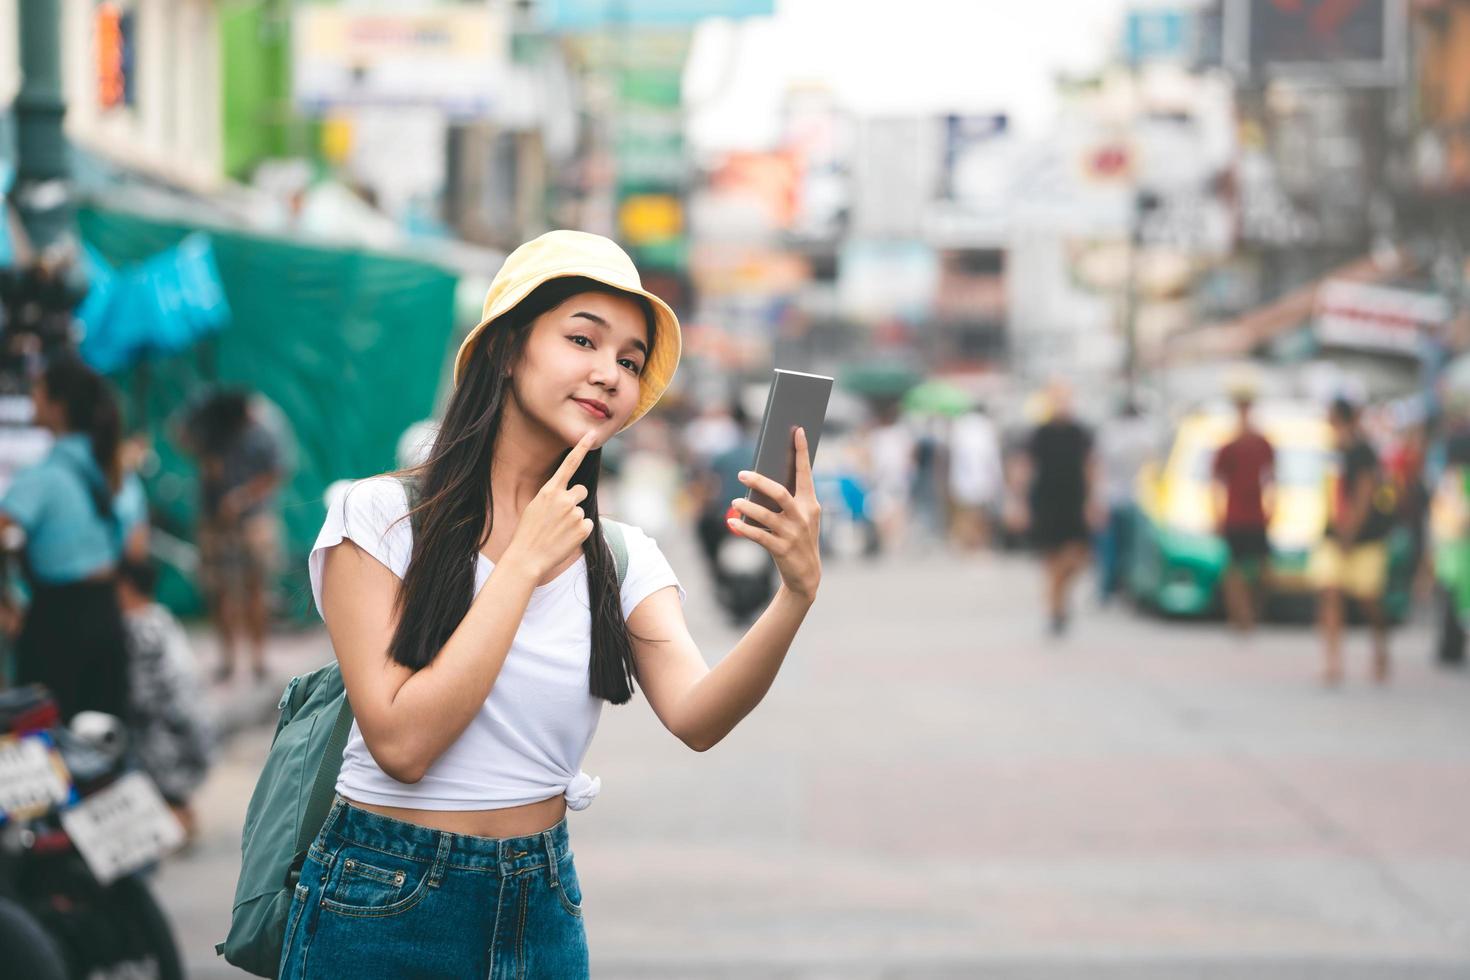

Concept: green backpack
[[216, 509, 631, 978]]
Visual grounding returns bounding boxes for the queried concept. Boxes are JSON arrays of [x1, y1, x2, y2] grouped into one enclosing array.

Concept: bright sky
[[685, 0, 1147, 152]]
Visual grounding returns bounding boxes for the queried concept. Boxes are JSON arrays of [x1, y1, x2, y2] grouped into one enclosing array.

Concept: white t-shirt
[[309, 476, 685, 812]]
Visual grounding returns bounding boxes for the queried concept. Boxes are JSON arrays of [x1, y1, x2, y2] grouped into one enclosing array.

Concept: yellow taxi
[[1127, 402, 1411, 618]]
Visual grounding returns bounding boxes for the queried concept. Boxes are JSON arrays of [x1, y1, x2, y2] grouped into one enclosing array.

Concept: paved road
[[156, 529, 1470, 978]]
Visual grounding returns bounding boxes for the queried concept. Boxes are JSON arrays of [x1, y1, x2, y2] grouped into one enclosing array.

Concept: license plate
[[60, 772, 184, 884], [0, 733, 73, 821]]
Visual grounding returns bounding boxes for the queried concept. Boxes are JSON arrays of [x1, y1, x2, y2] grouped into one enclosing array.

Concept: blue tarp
[[77, 233, 231, 373], [0, 160, 14, 268]]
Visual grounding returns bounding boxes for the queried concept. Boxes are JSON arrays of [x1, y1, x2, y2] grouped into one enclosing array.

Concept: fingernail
[[738, 471, 750, 480]]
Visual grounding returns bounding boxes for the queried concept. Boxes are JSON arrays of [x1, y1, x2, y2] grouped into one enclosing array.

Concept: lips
[[573, 398, 611, 420]]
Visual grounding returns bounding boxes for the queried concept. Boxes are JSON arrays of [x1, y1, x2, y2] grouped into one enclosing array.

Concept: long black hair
[[41, 353, 123, 493], [386, 276, 656, 705]]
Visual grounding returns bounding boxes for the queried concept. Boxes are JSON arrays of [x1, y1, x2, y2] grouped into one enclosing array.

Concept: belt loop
[[324, 795, 346, 831], [542, 829, 560, 889], [429, 832, 452, 886]]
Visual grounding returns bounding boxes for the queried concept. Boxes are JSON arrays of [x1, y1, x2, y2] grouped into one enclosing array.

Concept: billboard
[[1223, 0, 1405, 85], [542, 0, 772, 32], [293, 6, 508, 116]]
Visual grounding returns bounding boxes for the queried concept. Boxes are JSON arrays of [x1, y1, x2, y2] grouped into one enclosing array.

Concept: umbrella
[[837, 362, 921, 399], [902, 379, 971, 417]]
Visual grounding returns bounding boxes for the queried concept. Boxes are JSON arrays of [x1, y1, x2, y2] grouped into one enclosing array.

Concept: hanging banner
[[293, 6, 509, 115]]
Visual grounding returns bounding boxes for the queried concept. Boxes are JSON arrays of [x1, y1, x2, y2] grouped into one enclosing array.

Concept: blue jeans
[[1097, 505, 1134, 600], [280, 797, 589, 979]]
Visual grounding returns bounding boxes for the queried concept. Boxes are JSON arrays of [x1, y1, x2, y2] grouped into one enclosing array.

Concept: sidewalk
[[164, 534, 1470, 978], [194, 624, 334, 741]]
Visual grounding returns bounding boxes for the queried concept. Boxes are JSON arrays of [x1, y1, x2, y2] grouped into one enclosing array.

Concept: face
[[506, 290, 650, 448], [1047, 382, 1072, 420]]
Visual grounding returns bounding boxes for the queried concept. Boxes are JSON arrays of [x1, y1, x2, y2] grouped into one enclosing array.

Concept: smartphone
[[743, 369, 834, 526]]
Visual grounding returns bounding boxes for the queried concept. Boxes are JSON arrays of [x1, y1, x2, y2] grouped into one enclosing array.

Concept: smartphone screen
[[743, 369, 834, 526]]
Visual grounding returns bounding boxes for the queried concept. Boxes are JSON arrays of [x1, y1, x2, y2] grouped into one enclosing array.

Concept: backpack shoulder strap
[[298, 688, 353, 854], [602, 518, 629, 588], [396, 474, 423, 539]]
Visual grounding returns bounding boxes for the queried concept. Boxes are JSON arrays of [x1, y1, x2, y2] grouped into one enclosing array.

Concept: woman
[[0, 353, 147, 721], [282, 231, 822, 978], [179, 388, 283, 684]]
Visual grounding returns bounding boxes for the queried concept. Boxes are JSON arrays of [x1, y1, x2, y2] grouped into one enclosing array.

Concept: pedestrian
[[117, 556, 215, 844], [865, 403, 917, 555], [1312, 397, 1395, 686], [1026, 381, 1097, 636], [280, 231, 822, 979], [0, 353, 147, 721], [1384, 418, 1430, 593], [692, 395, 757, 570], [947, 402, 1003, 550], [1211, 386, 1276, 634], [179, 388, 284, 683], [1095, 398, 1154, 603]]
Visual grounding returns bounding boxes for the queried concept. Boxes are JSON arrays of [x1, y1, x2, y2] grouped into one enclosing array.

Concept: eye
[[573, 334, 641, 374]]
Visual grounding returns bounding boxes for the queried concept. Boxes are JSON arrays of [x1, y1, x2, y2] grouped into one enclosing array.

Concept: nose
[[588, 354, 620, 390]]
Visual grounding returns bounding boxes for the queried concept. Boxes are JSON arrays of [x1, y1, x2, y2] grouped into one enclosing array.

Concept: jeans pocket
[[551, 850, 583, 918], [321, 844, 432, 918]]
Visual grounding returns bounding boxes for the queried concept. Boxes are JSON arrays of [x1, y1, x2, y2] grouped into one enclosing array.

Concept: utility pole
[[15, 0, 70, 252]]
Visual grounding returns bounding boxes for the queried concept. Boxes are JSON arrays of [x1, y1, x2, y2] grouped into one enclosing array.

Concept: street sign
[[1315, 279, 1451, 356], [1124, 9, 1197, 64]]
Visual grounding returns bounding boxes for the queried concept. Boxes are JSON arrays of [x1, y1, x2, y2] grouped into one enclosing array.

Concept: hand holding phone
[[741, 369, 833, 527], [725, 369, 833, 604]]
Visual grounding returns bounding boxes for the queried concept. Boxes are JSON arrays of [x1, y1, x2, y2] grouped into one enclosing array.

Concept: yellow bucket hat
[[453, 230, 682, 432]]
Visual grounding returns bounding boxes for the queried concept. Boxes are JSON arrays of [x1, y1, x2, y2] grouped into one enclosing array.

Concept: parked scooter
[[710, 504, 776, 626], [0, 685, 184, 980]]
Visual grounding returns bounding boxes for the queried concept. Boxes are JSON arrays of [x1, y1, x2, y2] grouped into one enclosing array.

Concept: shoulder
[[603, 518, 686, 617], [335, 474, 410, 520], [310, 475, 412, 618], [0, 455, 59, 523]]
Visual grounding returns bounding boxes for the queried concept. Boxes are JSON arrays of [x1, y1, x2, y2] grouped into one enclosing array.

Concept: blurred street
[[8, 1, 1470, 975], [160, 530, 1470, 979]]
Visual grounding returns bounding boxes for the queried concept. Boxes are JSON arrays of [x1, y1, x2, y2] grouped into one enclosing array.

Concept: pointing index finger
[[552, 431, 597, 487]]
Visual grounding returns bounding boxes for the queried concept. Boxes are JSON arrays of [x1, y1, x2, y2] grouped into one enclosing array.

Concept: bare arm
[[221, 471, 281, 519], [631, 427, 822, 753], [320, 540, 540, 783], [1338, 470, 1375, 545], [629, 582, 813, 752]]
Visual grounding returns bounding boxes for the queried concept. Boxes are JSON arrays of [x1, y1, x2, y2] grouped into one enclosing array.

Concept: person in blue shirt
[[0, 353, 146, 720]]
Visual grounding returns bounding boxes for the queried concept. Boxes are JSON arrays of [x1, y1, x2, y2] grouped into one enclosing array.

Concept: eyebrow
[[570, 310, 648, 357]]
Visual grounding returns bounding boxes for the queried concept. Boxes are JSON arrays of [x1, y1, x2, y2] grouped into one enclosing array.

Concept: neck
[[489, 401, 567, 517]]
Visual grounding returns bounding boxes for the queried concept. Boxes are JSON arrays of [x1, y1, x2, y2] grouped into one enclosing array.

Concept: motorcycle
[[0, 685, 185, 980], [701, 504, 776, 627]]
